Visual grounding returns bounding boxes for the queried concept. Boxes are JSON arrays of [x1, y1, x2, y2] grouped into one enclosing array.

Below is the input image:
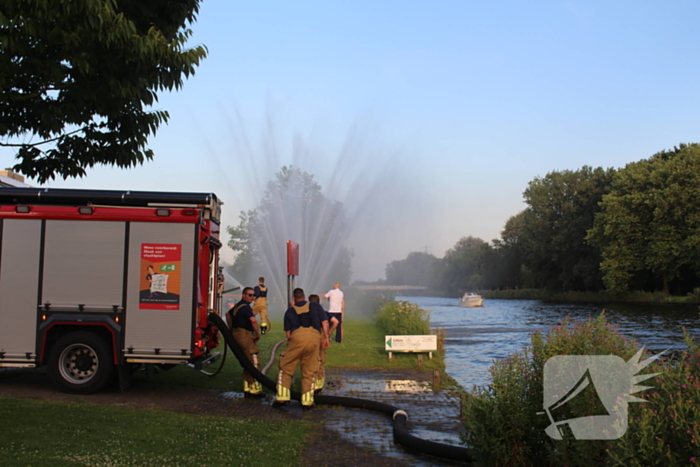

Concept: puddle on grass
[[410, 427, 463, 446], [335, 377, 433, 394], [385, 379, 432, 392], [217, 370, 467, 465], [220, 391, 245, 401], [321, 369, 466, 466]]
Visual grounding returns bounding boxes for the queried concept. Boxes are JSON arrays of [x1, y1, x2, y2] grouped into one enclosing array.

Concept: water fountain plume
[[208, 107, 431, 317]]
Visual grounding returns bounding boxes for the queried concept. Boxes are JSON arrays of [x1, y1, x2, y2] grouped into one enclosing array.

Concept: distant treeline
[[379, 143, 700, 297]]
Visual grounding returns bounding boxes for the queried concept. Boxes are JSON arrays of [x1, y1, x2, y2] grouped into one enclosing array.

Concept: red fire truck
[[0, 187, 224, 393]]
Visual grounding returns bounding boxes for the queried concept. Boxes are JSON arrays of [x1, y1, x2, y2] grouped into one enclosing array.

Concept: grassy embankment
[[0, 304, 449, 466], [478, 288, 700, 304]]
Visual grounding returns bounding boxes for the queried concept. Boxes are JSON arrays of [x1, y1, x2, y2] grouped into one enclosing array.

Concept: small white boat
[[459, 292, 484, 307]]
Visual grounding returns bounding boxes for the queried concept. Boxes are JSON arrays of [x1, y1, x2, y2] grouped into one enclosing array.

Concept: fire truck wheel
[[48, 331, 115, 394]]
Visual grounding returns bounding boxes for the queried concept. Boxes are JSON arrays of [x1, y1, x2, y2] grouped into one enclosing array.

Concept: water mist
[[210, 109, 432, 317]]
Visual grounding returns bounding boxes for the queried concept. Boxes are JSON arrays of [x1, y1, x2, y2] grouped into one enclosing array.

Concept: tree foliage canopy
[[435, 236, 492, 294], [384, 144, 700, 296], [385, 251, 437, 286], [227, 166, 352, 297], [589, 143, 700, 292], [520, 166, 615, 290], [0, 0, 207, 182]]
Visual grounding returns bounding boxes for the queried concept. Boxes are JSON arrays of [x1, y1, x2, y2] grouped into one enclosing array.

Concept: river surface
[[397, 296, 700, 390]]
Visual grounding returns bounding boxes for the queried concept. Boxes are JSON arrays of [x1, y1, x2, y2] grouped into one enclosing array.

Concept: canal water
[[398, 296, 700, 390]]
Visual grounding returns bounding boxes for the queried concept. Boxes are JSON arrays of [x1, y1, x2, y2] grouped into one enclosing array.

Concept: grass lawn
[[0, 397, 313, 467]]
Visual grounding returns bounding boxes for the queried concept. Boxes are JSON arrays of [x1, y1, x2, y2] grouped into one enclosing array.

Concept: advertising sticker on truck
[[139, 243, 182, 310]]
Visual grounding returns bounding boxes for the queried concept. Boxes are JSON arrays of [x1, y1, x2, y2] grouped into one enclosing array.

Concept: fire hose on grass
[[208, 312, 473, 464]]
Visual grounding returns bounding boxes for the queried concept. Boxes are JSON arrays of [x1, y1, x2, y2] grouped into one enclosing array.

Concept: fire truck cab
[[0, 187, 223, 393]]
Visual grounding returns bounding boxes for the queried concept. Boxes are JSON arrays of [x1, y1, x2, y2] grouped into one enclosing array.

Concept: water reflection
[[398, 296, 700, 390], [384, 380, 432, 393]]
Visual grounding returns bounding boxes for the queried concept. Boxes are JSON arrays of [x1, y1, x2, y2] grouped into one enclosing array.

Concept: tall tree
[[589, 143, 700, 293], [0, 0, 207, 182], [490, 210, 528, 289], [520, 166, 615, 290], [227, 166, 352, 298], [434, 236, 492, 295], [385, 251, 437, 286]]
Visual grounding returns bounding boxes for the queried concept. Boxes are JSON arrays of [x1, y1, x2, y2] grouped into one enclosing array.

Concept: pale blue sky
[[4, 1, 700, 281]]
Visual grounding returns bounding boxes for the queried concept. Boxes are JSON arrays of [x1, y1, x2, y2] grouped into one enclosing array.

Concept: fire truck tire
[[48, 331, 115, 394]]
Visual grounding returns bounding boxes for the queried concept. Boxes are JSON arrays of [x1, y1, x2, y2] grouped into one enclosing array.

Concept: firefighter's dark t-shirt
[[254, 285, 267, 298], [229, 300, 254, 332], [283, 300, 326, 333]]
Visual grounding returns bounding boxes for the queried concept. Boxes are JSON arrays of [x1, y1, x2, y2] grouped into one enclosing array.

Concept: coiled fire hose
[[208, 312, 473, 464]]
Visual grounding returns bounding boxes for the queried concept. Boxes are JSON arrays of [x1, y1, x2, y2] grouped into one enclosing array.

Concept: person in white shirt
[[324, 283, 345, 343]]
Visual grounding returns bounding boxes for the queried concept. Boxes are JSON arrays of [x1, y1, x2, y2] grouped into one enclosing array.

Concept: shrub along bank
[[461, 313, 700, 466], [375, 300, 432, 336]]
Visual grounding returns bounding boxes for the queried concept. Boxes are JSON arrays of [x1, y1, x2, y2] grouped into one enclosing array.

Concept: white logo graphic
[[150, 273, 169, 294], [542, 348, 665, 440]]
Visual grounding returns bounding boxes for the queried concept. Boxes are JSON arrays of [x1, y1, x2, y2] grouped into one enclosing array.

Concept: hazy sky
[[4, 1, 700, 281]]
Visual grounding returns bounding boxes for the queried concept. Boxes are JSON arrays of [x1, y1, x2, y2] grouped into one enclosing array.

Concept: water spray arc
[[217, 112, 430, 302], [227, 166, 353, 305], [209, 117, 467, 461]]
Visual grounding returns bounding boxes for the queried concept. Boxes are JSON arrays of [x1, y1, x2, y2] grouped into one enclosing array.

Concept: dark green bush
[[463, 314, 700, 466], [610, 330, 700, 467], [375, 300, 431, 335], [462, 314, 640, 466]]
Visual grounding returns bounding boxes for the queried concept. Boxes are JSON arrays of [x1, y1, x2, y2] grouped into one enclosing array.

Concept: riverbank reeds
[[461, 313, 700, 466]]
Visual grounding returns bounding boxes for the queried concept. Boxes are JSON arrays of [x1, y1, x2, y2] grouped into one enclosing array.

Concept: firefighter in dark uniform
[[226, 286, 264, 397], [308, 294, 338, 392], [274, 288, 329, 408], [253, 277, 270, 334]]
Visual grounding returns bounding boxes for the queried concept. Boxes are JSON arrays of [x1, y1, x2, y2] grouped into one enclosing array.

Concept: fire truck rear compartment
[[0, 188, 220, 393]]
